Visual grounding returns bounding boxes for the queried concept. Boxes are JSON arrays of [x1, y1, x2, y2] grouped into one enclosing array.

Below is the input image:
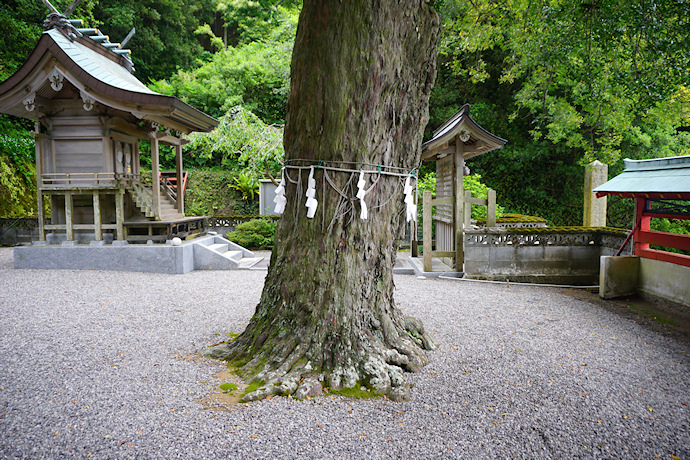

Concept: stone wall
[[638, 258, 690, 310], [0, 218, 39, 246], [464, 227, 631, 285]]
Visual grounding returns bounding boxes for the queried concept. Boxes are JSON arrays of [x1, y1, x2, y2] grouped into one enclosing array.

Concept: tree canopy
[[1, 0, 689, 224], [431, 0, 690, 225]]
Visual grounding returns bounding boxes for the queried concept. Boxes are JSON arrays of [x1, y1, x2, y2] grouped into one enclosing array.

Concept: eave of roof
[[594, 156, 690, 198], [422, 104, 507, 161], [0, 29, 217, 133]]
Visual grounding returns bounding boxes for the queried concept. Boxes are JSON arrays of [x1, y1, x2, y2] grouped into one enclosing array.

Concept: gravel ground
[[0, 247, 688, 459]]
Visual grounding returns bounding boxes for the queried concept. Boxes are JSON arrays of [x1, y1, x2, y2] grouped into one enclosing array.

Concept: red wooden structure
[[595, 156, 690, 268]]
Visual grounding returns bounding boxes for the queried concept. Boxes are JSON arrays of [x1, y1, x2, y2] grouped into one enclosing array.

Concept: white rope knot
[[305, 166, 318, 218], [404, 175, 416, 222], [273, 168, 287, 214], [356, 170, 368, 220]]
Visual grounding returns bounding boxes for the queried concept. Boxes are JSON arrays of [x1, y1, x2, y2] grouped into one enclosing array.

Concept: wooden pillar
[[37, 191, 45, 241], [93, 191, 102, 241], [464, 190, 472, 228], [34, 126, 45, 241], [410, 185, 418, 257], [423, 190, 432, 272], [151, 136, 161, 220], [175, 144, 184, 214], [487, 189, 497, 227], [65, 192, 73, 241], [115, 190, 125, 241], [454, 137, 465, 271], [634, 197, 650, 254]]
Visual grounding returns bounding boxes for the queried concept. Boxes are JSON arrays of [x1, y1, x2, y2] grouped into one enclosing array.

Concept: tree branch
[[262, 159, 280, 186]]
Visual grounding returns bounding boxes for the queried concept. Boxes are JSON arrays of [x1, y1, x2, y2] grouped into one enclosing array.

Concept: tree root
[[201, 315, 436, 403]]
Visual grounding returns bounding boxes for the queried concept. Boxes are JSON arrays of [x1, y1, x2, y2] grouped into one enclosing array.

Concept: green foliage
[[0, 2, 43, 82], [226, 218, 277, 249], [431, 0, 690, 226], [0, 117, 37, 217], [92, 0, 216, 82], [416, 171, 437, 197], [438, 0, 689, 165], [229, 172, 259, 200], [216, 0, 300, 47], [183, 106, 284, 176], [183, 169, 256, 216], [463, 174, 504, 219], [147, 6, 297, 122], [650, 217, 690, 255], [0, 155, 36, 218], [415, 171, 504, 220]]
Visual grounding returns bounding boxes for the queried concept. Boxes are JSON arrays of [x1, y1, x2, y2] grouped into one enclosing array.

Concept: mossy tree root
[[203, 313, 436, 402]]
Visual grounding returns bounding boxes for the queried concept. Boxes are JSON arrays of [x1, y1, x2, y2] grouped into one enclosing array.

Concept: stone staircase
[[192, 235, 264, 270], [130, 181, 184, 221]]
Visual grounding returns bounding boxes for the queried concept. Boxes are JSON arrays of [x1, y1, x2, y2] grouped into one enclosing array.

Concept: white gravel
[[0, 247, 688, 459]]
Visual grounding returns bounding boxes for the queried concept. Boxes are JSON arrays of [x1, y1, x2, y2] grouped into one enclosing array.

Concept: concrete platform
[[408, 256, 460, 278], [13, 235, 260, 274]]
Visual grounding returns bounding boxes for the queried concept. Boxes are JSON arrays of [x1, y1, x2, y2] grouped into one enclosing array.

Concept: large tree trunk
[[205, 0, 441, 402]]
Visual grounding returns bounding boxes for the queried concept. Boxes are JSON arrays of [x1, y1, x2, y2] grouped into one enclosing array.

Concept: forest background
[[1, 0, 688, 230]]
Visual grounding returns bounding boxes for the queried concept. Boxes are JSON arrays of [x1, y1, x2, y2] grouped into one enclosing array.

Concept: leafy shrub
[[229, 172, 259, 200], [183, 169, 259, 216], [415, 171, 504, 221], [226, 218, 277, 249], [0, 123, 38, 217]]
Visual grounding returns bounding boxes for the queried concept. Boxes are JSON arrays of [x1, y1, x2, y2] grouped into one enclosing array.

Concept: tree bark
[[204, 0, 441, 402]]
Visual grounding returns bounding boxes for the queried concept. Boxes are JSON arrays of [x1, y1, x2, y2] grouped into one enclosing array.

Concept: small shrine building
[[420, 104, 507, 270], [595, 155, 690, 306], [0, 13, 218, 244]]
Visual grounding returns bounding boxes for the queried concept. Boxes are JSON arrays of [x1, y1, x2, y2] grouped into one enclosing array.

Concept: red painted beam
[[636, 230, 690, 251], [596, 191, 690, 199], [637, 248, 690, 268], [644, 211, 690, 221]]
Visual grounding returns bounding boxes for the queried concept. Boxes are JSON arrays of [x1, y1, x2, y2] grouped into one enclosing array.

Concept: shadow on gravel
[[559, 288, 690, 344]]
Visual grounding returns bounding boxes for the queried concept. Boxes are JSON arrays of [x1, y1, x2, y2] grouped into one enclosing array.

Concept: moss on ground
[[242, 380, 266, 397], [325, 382, 384, 400], [219, 382, 238, 393]]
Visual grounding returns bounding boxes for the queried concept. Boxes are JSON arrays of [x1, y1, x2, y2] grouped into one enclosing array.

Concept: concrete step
[[208, 242, 229, 253], [223, 250, 243, 261], [237, 257, 264, 269]]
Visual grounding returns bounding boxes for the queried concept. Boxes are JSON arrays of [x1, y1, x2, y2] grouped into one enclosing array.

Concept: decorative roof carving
[[422, 104, 507, 161]]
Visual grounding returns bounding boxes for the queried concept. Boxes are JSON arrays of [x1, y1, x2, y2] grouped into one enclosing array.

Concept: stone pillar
[[583, 160, 608, 227]]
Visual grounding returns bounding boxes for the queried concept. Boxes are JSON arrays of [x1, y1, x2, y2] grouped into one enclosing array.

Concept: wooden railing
[[41, 172, 121, 187], [634, 197, 690, 268], [40, 172, 148, 188], [161, 177, 177, 202], [422, 192, 455, 271], [636, 230, 690, 267], [421, 189, 497, 272]]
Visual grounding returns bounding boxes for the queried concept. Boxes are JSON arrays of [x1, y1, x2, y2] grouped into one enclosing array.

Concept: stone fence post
[[583, 160, 608, 227]]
